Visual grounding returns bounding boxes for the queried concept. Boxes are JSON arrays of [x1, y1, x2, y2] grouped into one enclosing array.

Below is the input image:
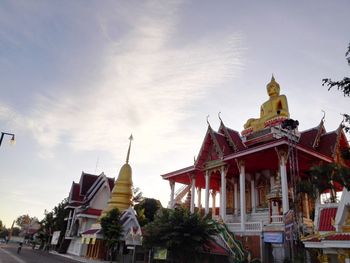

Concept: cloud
[[0, 1, 244, 162]]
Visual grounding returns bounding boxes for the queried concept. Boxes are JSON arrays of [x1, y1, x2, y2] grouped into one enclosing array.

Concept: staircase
[[168, 184, 191, 208]]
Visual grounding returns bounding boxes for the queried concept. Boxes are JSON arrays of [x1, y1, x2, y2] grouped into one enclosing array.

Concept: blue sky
[[0, 0, 349, 227]]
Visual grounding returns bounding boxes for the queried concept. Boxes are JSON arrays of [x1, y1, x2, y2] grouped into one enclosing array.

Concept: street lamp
[[0, 132, 16, 147]]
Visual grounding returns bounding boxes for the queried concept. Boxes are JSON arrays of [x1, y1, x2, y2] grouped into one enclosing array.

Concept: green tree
[[323, 42, 350, 133], [134, 198, 162, 226], [0, 220, 3, 231], [323, 42, 350, 97], [15, 214, 34, 229], [100, 208, 123, 262], [37, 210, 54, 248], [37, 198, 68, 249], [300, 163, 350, 202], [143, 207, 218, 263]]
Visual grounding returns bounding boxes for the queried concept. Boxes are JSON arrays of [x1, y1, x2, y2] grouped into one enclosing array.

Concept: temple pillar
[[211, 190, 217, 217], [239, 161, 246, 231], [197, 187, 202, 210], [169, 181, 175, 209], [220, 166, 227, 220], [304, 193, 310, 219], [205, 170, 211, 215], [278, 151, 289, 214], [190, 176, 196, 213], [234, 179, 238, 216], [251, 175, 256, 213]]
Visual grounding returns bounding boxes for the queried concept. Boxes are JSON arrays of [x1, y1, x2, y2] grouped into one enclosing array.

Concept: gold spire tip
[[126, 134, 133, 164]]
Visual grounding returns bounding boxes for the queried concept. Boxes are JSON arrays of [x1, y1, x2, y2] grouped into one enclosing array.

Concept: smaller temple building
[[63, 171, 115, 256], [63, 135, 142, 261], [302, 187, 350, 263]]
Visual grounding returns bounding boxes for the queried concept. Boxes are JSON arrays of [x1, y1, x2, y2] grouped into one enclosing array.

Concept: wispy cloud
[[0, 1, 244, 162]]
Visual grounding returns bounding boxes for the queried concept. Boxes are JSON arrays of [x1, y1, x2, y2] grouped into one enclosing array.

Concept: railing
[[226, 221, 263, 232], [271, 215, 284, 224]]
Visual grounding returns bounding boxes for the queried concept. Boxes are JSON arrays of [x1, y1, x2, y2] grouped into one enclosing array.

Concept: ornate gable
[[218, 121, 246, 152], [195, 125, 225, 168]]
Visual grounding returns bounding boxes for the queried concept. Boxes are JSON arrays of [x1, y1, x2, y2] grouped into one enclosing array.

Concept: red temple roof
[[325, 233, 350, 241], [80, 173, 99, 196], [317, 132, 338, 158], [78, 208, 102, 216], [318, 207, 337, 231]]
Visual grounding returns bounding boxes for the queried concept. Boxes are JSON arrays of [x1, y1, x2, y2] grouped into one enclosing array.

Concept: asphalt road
[[0, 243, 79, 263]]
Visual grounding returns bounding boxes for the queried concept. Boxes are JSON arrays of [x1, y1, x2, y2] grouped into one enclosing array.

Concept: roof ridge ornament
[[126, 134, 133, 164], [206, 115, 211, 127], [218, 111, 223, 123], [321, 110, 326, 123]]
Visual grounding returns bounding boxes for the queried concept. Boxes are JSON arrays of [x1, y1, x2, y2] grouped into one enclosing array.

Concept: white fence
[[226, 221, 263, 232]]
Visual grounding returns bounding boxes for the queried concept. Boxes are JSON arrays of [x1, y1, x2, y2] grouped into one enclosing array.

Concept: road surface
[[0, 243, 79, 263]]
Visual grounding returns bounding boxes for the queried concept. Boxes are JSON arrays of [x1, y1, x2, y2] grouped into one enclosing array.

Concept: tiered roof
[[67, 172, 115, 213], [162, 117, 348, 187]]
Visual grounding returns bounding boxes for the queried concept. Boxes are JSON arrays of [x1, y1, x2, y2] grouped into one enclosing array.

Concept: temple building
[[80, 135, 142, 261], [63, 172, 115, 256], [161, 76, 350, 262]]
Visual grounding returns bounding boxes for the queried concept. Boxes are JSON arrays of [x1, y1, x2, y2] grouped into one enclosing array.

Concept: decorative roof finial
[[126, 134, 133, 164], [206, 115, 210, 126], [218, 111, 222, 123], [271, 73, 275, 81], [321, 110, 326, 123]]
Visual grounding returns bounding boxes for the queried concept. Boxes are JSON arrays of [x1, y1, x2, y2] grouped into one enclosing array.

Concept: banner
[[51, 231, 61, 245], [263, 232, 284, 243]]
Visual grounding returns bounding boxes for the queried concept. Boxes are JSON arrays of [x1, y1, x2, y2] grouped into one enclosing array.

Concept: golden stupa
[[101, 134, 133, 217]]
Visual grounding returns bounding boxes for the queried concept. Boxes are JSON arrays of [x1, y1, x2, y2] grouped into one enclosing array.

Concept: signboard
[[153, 248, 167, 260], [263, 232, 284, 243], [51, 231, 61, 245]]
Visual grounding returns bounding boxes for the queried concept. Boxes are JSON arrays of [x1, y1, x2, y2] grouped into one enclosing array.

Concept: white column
[[234, 180, 238, 216], [67, 210, 73, 231], [190, 176, 196, 213], [251, 177, 256, 213], [239, 162, 246, 231], [197, 187, 202, 210], [205, 170, 210, 215], [280, 154, 289, 214], [220, 166, 227, 220], [211, 190, 216, 217], [169, 181, 175, 209]]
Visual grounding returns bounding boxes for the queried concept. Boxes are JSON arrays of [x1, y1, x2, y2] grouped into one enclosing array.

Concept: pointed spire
[[126, 134, 133, 164], [271, 73, 275, 82]]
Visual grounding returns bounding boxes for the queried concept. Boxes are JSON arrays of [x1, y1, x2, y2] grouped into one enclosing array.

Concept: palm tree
[[143, 207, 218, 263]]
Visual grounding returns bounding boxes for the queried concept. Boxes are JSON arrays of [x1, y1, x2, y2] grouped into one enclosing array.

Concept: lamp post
[[0, 132, 15, 147]]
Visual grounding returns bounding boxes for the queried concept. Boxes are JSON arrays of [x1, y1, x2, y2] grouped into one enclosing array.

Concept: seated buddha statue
[[244, 76, 289, 132]]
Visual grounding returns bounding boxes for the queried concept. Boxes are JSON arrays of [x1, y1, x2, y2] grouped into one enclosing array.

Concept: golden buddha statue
[[244, 76, 289, 132]]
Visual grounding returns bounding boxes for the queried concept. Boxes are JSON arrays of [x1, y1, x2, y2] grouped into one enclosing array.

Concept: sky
[[0, 0, 349, 227]]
